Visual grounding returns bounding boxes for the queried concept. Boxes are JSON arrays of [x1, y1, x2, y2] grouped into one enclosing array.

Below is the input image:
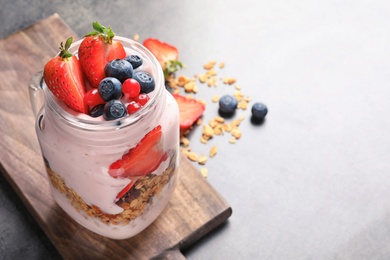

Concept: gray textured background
[[3, 0, 390, 259]]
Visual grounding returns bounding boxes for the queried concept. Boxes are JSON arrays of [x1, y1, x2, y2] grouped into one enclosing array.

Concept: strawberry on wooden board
[[43, 37, 88, 113], [78, 21, 126, 88], [172, 94, 205, 130], [143, 38, 182, 79], [108, 125, 166, 178]]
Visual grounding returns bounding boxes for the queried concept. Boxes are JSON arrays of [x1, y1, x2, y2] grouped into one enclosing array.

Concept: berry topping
[[78, 21, 126, 88], [98, 77, 122, 102], [43, 37, 88, 113], [124, 55, 143, 69], [84, 88, 105, 107], [104, 59, 133, 82], [127, 101, 142, 114], [133, 94, 150, 106], [108, 125, 166, 177], [172, 94, 205, 130], [251, 102, 268, 119], [143, 38, 182, 79], [219, 95, 238, 114], [133, 71, 155, 94], [90, 104, 105, 117], [122, 78, 141, 99], [103, 100, 127, 120]]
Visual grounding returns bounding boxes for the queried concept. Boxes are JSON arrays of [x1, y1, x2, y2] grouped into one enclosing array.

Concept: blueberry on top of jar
[[103, 100, 127, 120], [90, 104, 105, 118], [124, 55, 143, 69], [98, 77, 122, 102], [133, 71, 155, 94], [104, 59, 133, 82]]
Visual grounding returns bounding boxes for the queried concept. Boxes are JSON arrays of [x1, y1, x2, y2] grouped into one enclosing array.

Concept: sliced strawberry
[[143, 38, 182, 79], [78, 21, 126, 88], [143, 38, 178, 64], [84, 88, 105, 108], [43, 37, 88, 113], [116, 181, 136, 199], [108, 125, 166, 178], [172, 94, 205, 130]]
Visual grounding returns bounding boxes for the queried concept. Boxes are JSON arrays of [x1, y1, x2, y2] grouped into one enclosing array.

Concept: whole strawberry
[[79, 21, 126, 88], [43, 37, 88, 113]]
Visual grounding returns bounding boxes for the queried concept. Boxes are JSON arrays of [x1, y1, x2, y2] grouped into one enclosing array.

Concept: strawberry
[[143, 38, 182, 79], [116, 181, 135, 199], [43, 37, 88, 113], [84, 88, 105, 108], [108, 125, 166, 178], [172, 94, 205, 130], [78, 21, 126, 88]]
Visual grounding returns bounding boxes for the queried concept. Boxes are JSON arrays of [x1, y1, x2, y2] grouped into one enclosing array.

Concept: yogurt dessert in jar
[[33, 22, 180, 239]]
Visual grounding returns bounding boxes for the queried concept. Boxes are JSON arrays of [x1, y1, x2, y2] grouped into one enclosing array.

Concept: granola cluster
[[167, 60, 250, 178]]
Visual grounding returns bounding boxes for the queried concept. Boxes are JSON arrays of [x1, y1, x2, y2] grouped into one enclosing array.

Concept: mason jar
[[29, 37, 180, 239]]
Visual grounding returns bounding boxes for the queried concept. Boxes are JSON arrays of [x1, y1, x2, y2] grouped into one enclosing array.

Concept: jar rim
[[43, 36, 165, 132]]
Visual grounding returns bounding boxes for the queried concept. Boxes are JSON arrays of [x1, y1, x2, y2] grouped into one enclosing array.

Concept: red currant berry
[[84, 88, 105, 107], [127, 101, 141, 114], [122, 78, 141, 99], [134, 94, 150, 106]]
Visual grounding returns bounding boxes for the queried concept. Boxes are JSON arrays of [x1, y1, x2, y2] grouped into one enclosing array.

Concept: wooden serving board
[[0, 14, 231, 259]]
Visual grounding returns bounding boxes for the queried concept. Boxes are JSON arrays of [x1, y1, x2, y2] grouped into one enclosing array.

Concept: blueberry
[[133, 71, 155, 94], [98, 77, 122, 102], [124, 55, 143, 69], [219, 95, 238, 113], [104, 59, 133, 82], [90, 104, 105, 117], [251, 102, 268, 119], [103, 100, 127, 120]]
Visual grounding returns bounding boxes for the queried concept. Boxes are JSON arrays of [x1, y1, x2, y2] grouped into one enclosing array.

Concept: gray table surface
[[2, 0, 390, 259]]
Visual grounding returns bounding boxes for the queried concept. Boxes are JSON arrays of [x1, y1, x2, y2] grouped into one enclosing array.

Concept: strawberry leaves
[[85, 21, 115, 44], [164, 60, 183, 79], [58, 37, 73, 59]]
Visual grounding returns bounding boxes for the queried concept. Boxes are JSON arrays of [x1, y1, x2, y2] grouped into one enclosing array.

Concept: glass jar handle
[[28, 71, 44, 119]]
